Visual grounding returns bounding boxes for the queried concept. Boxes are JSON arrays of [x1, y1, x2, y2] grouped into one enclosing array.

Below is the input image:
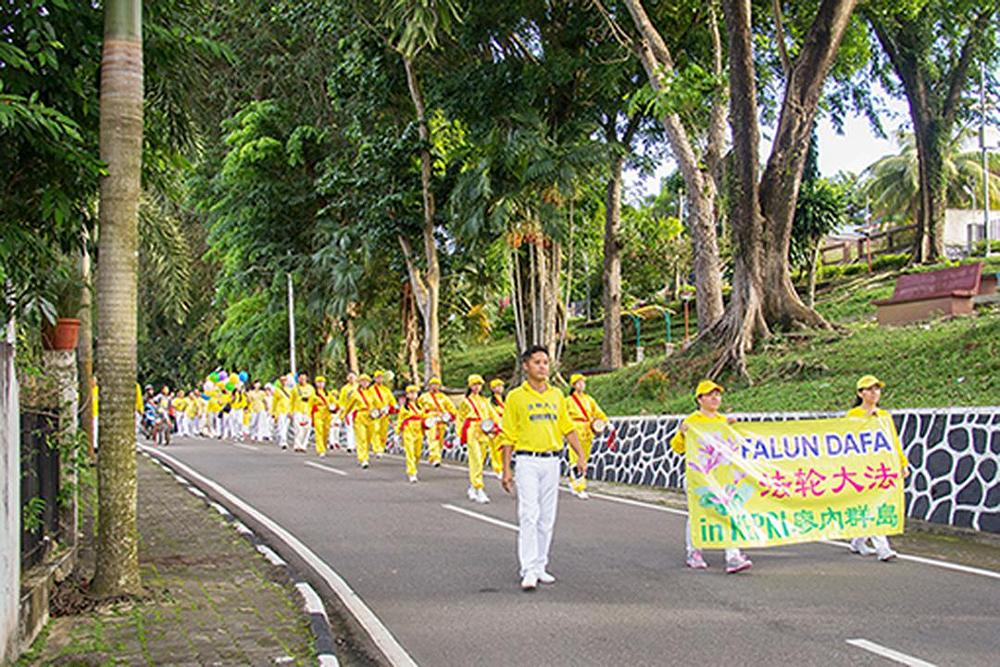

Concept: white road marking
[[561, 487, 689, 517], [823, 539, 1000, 581], [232, 442, 258, 451], [846, 639, 938, 666], [441, 503, 519, 532], [140, 445, 417, 667], [304, 461, 348, 476]]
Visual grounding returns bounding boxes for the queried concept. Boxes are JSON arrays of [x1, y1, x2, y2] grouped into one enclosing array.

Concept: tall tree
[[866, 1, 998, 262], [92, 0, 143, 597], [619, 0, 727, 335]]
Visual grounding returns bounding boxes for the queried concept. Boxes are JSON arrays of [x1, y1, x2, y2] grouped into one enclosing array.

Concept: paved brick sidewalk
[[22, 455, 317, 666]]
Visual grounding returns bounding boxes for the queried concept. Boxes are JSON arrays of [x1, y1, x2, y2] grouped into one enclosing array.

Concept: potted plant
[[41, 262, 85, 351]]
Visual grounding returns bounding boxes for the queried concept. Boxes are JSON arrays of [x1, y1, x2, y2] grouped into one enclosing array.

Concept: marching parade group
[[127, 345, 905, 591]]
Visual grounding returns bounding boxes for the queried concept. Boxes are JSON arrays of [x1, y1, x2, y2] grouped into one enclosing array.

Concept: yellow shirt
[[370, 383, 397, 413], [338, 383, 357, 413], [231, 395, 248, 410], [342, 386, 378, 417], [291, 384, 316, 413], [566, 391, 607, 427], [172, 397, 189, 413], [498, 381, 574, 453], [396, 402, 426, 435], [669, 411, 728, 455], [845, 407, 908, 468], [185, 398, 199, 418], [313, 388, 336, 418], [206, 395, 223, 413], [418, 391, 456, 418], [248, 389, 267, 413], [271, 386, 292, 415]]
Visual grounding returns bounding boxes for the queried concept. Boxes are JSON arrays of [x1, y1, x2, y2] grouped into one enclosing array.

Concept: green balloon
[[225, 379, 236, 390]]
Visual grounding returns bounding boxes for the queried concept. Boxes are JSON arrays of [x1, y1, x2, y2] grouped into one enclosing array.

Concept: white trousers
[[293, 412, 311, 450], [213, 413, 224, 438], [275, 414, 289, 447], [249, 412, 265, 440], [344, 414, 356, 451], [851, 535, 891, 554], [515, 455, 561, 577], [685, 517, 741, 561]]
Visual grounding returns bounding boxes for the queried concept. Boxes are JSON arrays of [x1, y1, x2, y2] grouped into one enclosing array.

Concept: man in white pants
[[501, 344, 585, 592], [291, 373, 316, 452]]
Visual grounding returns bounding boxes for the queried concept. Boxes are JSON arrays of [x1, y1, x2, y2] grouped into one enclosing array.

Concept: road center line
[[441, 503, 519, 532], [305, 461, 349, 476], [139, 445, 417, 667], [846, 638, 938, 666]]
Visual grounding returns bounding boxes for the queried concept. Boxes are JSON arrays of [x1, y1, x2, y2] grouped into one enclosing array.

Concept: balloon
[[202, 380, 214, 393], [219, 370, 228, 381], [209, 372, 219, 382], [238, 371, 248, 383], [225, 379, 236, 390]]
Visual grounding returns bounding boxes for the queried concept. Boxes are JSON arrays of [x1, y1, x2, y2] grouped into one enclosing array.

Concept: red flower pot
[[42, 318, 81, 351]]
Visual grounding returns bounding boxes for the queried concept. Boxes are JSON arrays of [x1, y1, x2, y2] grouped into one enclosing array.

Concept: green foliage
[[636, 367, 671, 402]]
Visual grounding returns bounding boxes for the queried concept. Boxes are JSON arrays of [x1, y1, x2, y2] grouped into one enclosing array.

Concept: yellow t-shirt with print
[[499, 381, 574, 453], [669, 411, 728, 455]]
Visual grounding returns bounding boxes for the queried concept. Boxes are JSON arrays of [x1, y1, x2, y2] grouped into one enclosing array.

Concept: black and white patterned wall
[[383, 407, 999, 534]]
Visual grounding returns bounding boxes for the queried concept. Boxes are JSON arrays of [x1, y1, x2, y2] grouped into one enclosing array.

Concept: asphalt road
[[144, 437, 1000, 667]]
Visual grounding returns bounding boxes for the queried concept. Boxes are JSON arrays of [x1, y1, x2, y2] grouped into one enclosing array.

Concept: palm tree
[[863, 129, 1000, 227], [92, 0, 143, 597]]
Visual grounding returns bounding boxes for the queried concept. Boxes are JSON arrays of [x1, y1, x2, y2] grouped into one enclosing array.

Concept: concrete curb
[[139, 448, 341, 667]]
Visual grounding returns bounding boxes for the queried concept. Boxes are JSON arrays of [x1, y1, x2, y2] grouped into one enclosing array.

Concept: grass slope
[[444, 257, 1000, 415]]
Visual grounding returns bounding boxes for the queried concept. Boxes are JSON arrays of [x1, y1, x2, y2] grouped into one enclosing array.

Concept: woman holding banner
[[846, 375, 909, 561], [670, 380, 753, 574]]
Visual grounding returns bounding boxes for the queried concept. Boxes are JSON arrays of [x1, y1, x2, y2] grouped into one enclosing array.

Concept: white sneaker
[[467, 486, 477, 501], [520, 573, 538, 591], [537, 571, 556, 584], [876, 548, 898, 562], [576, 490, 589, 500], [408, 475, 418, 483], [850, 538, 876, 556], [376, 453, 383, 459], [360, 461, 369, 469], [319, 452, 326, 458], [475, 488, 490, 504]]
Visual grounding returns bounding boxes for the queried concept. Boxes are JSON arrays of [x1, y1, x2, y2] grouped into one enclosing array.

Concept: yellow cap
[[405, 384, 419, 393], [315, 376, 326, 384], [373, 369, 385, 378], [467, 374, 485, 387], [570, 373, 585, 385], [695, 379, 724, 397], [856, 375, 885, 390], [358, 373, 372, 383], [490, 378, 505, 389], [428, 376, 441, 386]]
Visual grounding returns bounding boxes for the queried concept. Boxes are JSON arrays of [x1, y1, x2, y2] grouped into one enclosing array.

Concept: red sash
[[312, 391, 327, 417], [571, 393, 591, 423], [460, 397, 483, 444]]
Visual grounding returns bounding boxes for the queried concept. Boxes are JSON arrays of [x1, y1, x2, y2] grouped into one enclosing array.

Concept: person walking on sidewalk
[[565, 373, 608, 500], [419, 377, 456, 467], [487, 378, 506, 479], [846, 374, 909, 561], [458, 374, 497, 505], [500, 345, 586, 592], [397, 385, 428, 483], [670, 380, 753, 574]]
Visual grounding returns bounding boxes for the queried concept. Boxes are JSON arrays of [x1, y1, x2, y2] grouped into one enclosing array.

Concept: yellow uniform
[[271, 386, 291, 416], [184, 397, 199, 418], [418, 390, 457, 465], [312, 387, 337, 456], [290, 383, 315, 416], [669, 411, 727, 454], [338, 381, 359, 450], [396, 402, 427, 477], [172, 396, 189, 415], [457, 393, 497, 491], [248, 389, 267, 414], [370, 383, 397, 455], [342, 385, 379, 465], [566, 391, 608, 493], [487, 396, 506, 476]]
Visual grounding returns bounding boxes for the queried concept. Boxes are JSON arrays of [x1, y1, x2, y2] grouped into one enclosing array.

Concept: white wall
[[944, 208, 1000, 252]]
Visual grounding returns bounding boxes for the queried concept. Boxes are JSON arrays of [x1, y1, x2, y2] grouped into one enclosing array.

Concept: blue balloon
[[238, 371, 248, 382]]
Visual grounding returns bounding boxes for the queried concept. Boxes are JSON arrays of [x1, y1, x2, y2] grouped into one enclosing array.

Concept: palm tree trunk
[[77, 239, 95, 458], [92, 0, 143, 598], [601, 153, 624, 369]]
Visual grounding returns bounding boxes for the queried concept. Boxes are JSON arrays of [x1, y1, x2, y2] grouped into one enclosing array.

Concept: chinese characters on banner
[[686, 416, 905, 549]]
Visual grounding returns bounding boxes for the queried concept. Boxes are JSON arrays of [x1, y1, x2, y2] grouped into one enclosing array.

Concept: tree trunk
[[92, 0, 143, 598], [758, 0, 856, 329], [911, 114, 947, 262], [712, 0, 770, 379], [77, 239, 95, 459], [622, 0, 725, 332], [601, 154, 624, 369], [344, 315, 359, 374], [401, 282, 421, 383], [402, 55, 441, 381]]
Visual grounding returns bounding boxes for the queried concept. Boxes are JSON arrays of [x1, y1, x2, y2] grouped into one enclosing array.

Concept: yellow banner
[[686, 415, 905, 549]]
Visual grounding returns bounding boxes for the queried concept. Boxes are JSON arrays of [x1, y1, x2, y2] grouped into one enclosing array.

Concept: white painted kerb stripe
[[256, 544, 286, 567], [140, 445, 417, 667], [296, 582, 328, 617], [441, 504, 519, 532], [305, 461, 349, 476], [846, 639, 937, 666]]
